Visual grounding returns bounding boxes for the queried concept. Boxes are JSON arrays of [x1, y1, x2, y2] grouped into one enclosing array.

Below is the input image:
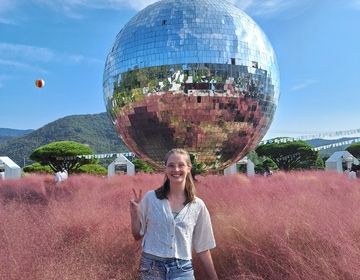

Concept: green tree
[[246, 150, 278, 174], [30, 141, 94, 173], [190, 153, 206, 180], [262, 158, 279, 172], [23, 162, 53, 174], [76, 164, 107, 176], [132, 158, 155, 173], [346, 142, 360, 159], [256, 140, 322, 171]]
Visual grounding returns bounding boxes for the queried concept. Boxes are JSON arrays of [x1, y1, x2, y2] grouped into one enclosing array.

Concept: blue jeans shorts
[[138, 252, 195, 280]]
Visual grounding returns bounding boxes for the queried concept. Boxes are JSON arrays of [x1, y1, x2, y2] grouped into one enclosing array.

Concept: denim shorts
[[138, 252, 195, 280]]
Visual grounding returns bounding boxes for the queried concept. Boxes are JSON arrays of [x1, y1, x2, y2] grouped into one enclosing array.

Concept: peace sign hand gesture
[[129, 188, 143, 219], [130, 189, 143, 240]]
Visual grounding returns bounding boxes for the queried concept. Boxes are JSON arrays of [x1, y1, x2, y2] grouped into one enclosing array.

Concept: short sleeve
[[139, 191, 150, 236], [192, 201, 216, 253]]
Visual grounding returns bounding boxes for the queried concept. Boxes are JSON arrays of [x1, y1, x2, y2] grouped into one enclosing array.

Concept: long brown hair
[[155, 148, 196, 205]]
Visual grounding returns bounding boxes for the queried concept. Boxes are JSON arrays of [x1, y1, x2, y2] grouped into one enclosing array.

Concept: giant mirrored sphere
[[103, 0, 280, 171]]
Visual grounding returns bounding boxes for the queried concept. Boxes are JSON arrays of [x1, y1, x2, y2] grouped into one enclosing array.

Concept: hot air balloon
[[35, 79, 45, 88]]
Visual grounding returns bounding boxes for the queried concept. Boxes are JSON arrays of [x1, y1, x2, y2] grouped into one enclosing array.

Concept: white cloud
[[289, 79, 318, 92], [0, 42, 102, 65], [124, 0, 158, 10], [32, 0, 156, 14], [67, 54, 103, 64], [0, 43, 101, 88], [0, 59, 47, 73], [30, 0, 305, 17], [0, 0, 308, 21], [350, 0, 360, 9], [0, 17, 16, 24], [0, 0, 18, 24], [235, 0, 309, 17], [0, 43, 56, 63], [0, 0, 16, 13]]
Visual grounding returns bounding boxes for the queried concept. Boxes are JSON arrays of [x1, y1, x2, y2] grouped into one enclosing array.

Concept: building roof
[[326, 151, 359, 164], [0, 156, 21, 169]]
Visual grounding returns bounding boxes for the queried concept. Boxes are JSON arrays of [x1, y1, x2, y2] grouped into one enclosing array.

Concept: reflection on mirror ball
[[103, 0, 280, 171]]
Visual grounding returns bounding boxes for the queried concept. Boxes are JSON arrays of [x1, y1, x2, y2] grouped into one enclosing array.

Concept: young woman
[[130, 148, 218, 280]]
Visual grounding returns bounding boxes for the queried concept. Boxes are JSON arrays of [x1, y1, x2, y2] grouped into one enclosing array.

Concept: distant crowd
[[348, 163, 360, 179]]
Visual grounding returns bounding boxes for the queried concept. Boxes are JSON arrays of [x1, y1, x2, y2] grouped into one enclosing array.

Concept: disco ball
[[103, 0, 280, 171]]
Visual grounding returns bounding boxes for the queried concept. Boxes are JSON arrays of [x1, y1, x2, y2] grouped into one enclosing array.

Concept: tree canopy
[[246, 150, 279, 174], [76, 164, 107, 176], [256, 140, 323, 171], [346, 142, 360, 159], [30, 141, 94, 173], [24, 162, 107, 176], [132, 158, 155, 173], [23, 162, 53, 174], [190, 153, 206, 180]]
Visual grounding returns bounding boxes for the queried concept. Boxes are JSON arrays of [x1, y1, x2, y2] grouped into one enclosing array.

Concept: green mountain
[[0, 136, 13, 145], [306, 137, 357, 147], [0, 128, 34, 137], [0, 113, 127, 166], [1, 112, 357, 167], [0, 128, 34, 145], [306, 137, 358, 158]]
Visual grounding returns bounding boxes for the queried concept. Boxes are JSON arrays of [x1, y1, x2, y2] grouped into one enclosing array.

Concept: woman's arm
[[130, 203, 142, 240], [197, 250, 218, 280], [130, 189, 143, 240]]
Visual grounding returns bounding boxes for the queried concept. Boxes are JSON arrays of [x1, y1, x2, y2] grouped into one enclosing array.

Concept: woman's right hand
[[130, 188, 142, 217], [130, 188, 143, 240]]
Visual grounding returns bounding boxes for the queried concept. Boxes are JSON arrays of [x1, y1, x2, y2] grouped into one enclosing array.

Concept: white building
[[108, 154, 135, 176], [224, 156, 255, 176], [325, 151, 359, 173], [0, 156, 21, 179]]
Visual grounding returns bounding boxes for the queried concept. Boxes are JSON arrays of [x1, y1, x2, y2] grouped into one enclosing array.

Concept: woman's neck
[[168, 182, 185, 198]]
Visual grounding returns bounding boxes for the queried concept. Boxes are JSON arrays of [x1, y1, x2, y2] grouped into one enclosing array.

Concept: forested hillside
[[0, 113, 127, 166]]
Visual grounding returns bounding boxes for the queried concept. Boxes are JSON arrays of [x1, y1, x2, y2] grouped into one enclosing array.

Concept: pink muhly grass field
[[1, 171, 360, 280]]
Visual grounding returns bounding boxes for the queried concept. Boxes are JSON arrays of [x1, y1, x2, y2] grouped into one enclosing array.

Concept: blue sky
[[1, 0, 360, 140]]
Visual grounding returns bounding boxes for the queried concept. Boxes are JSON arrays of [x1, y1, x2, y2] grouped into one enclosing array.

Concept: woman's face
[[165, 153, 191, 185]]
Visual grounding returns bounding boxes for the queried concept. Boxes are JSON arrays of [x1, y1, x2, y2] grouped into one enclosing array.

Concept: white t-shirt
[[54, 170, 68, 183], [139, 190, 216, 260], [349, 171, 357, 179]]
